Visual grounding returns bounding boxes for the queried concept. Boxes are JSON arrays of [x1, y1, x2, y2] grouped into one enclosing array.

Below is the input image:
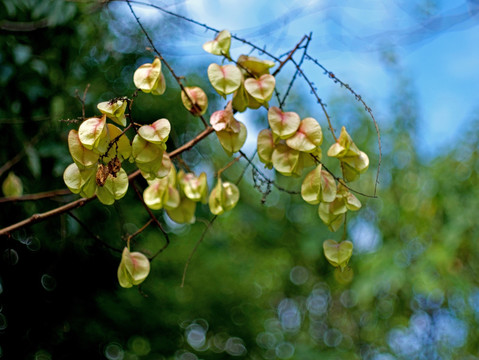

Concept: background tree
[[1, 1, 478, 359]]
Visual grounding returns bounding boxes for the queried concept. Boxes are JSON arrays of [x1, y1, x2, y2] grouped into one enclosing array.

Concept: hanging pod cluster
[[63, 104, 132, 205], [61, 28, 375, 287]]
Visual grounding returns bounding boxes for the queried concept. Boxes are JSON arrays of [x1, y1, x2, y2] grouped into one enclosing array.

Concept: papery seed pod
[[96, 164, 109, 186], [108, 157, 122, 177]]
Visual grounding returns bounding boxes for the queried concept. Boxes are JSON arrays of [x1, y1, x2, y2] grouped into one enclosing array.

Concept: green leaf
[[207, 63, 243, 97], [244, 74, 275, 103], [79, 173, 98, 198], [117, 247, 150, 288], [285, 117, 323, 152], [203, 29, 231, 58], [2, 172, 23, 197], [140, 152, 172, 181], [63, 163, 82, 194], [336, 184, 362, 211], [138, 118, 171, 145], [268, 106, 300, 139], [223, 182, 240, 212], [323, 240, 353, 271]]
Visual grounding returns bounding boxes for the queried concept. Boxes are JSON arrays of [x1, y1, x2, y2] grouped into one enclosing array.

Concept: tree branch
[[181, 215, 217, 287], [0, 189, 72, 204], [0, 126, 215, 237]]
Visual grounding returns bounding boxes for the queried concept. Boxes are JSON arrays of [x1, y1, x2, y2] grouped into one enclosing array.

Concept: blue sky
[[130, 0, 479, 156]]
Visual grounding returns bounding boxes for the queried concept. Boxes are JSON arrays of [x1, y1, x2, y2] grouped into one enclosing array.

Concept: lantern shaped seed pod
[[208, 178, 240, 215]]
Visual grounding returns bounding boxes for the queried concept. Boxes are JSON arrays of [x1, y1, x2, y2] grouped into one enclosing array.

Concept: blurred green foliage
[[1, 1, 479, 360]]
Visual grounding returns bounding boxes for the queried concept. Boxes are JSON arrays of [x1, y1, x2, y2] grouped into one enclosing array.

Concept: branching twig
[[235, 150, 255, 185], [181, 215, 217, 288], [279, 33, 312, 108], [272, 35, 308, 77], [131, 181, 169, 260], [122, 1, 339, 142], [217, 155, 241, 178], [305, 54, 381, 196], [75, 84, 90, 120], [238, 150, 300, 195], [66, 211, 121, 253], [125, 0, 209, 128], [126, 218, 153, 246]]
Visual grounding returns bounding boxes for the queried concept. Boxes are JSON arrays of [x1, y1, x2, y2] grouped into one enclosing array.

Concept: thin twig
[[0, 152, 24, 179], [181, 215, 217, 287], [0, 189, 72, 204], [131, 181, 170, 260], [280, 33, 312, 108], [305, 54, 381, 196], [238, 150, 300, 195], [217, 155, 241, 178], [66, 211, 122, 253], [125, 0, 209, 128], [101, 122, 134, 161], [0, 128, 45, 177], [126, 218, 153, 246], [75, 84, 90, 120], [235, 150, 256, 185], [272, 34, 308, 77]]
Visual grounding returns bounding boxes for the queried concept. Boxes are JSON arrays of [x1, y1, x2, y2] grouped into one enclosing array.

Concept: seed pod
[[96, 164, 109, 186]]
